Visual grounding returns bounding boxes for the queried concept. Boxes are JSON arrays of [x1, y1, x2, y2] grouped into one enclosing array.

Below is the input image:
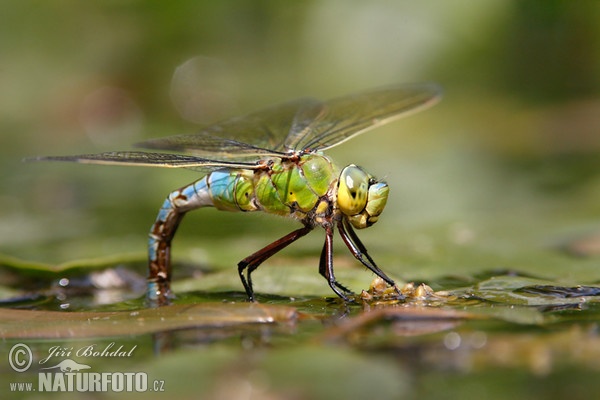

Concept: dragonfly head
[[337, 165, 389, 229]]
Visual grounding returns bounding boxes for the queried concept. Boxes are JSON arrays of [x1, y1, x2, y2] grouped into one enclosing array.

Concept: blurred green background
[[1, 1, 600, 399], [3, 0, 600, 282]]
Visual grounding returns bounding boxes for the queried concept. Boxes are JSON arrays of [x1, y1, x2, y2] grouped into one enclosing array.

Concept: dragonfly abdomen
[[148, 176, 214, 298], [207, 169, 258, 212]]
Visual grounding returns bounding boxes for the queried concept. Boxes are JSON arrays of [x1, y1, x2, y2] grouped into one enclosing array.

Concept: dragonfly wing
[[135, 98, 321, 159], [57, 84, 440, 166], [285, 83, 442, 152], [283, 99, 328, 151], [135, 133, 287, 160], [28, 152, 260, 170]]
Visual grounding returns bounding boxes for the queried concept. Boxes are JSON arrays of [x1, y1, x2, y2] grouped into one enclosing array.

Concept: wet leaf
[[0, 251, 146, 287], [320, 306, 479, 342], [0, 303, 297, 339], [516, 285, 600, 298], [456, 275, 600, 307]]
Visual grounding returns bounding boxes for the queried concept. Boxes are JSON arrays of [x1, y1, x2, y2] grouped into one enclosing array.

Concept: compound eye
[[337, 165, 369, 215]]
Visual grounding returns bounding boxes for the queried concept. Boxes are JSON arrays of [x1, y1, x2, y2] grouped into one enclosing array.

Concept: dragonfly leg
[[318, 226, 354, 301], [338, 218, 401, 296], [238, 224, 313, 301]]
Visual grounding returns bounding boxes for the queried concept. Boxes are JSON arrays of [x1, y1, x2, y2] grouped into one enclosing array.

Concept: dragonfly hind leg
[[319, 225, 354, 301], [238, 224, 313, 301]]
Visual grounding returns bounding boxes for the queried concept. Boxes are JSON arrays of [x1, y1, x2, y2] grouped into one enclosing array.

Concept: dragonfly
[[31, 83, 441, 305]]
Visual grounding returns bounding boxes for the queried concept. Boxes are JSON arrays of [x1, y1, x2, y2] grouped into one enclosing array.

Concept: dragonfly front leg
[[338, 218, 395, 286], [319, 225, 354, 301], [338, 218, 401, 298], [238, 224, 313, 301]]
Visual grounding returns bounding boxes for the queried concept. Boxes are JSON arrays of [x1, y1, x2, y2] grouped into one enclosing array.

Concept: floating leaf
[[320, 306, 478, 342], [0, 251, 146, 288], [0, 303, 297, 339]]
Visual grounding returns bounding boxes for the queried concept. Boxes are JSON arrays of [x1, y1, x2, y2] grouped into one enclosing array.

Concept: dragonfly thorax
[[337, 165, 389, 229]]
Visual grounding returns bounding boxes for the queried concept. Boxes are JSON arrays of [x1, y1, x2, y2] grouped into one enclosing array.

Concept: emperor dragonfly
[[31, 83, 441, 304]]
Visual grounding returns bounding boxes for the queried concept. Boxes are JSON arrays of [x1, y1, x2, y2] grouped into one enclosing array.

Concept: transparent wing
[[135, 132, 288, 160], [27, 152, 260, 171], [136, 83, 441, 158], [135, 98, 322, 159], [285, 82, 442, 151]]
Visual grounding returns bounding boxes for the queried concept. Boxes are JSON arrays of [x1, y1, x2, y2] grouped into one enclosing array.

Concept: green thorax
[[207, 153, 338, 219]]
